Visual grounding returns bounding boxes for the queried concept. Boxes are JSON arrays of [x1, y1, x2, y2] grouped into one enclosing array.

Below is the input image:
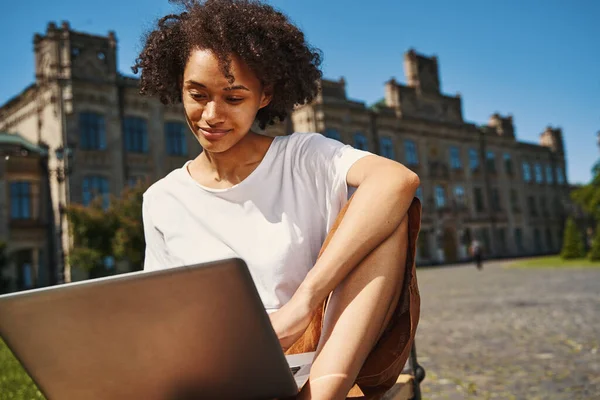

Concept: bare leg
[[297, 216, 409, 400]]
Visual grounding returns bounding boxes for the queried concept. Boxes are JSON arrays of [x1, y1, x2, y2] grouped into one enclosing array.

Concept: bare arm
[[297, 154, 420, 309]]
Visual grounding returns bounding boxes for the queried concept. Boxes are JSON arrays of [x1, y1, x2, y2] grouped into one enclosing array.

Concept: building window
[[534, 163, 543, 184], [474, 187, 485, 212], [123, 117, 149, 153], [165, 122, 188, 156], [556, 166, 565, 184], [79, 112, 106, 150], [545, 165, 554, 184], [449, 146, 462, 169], [379, 137, 395, 160], [415, 187, 423, 201], [104, 255, 116, 271], [418, 231, 430, 259], [454, 185, 466, 206], [545, 228, 553, 250], [435, 185, 446, 208], [554, 197, 563, 216], [497, 228, 507, 252], [540, 197, 548, 216], [486, 151, 496, 172], [324, 128, 341, 142], [127, 175, 147, 187], [504, 153, 513, 175], [83, 176, 110, 209], [468, 148, 479, 170], [522, 162, 532, 182], [534, 228, 542, 252], [15, 250, 35, 290], [510, 189, 520, 212], [515, 228, 524, 252], [404, 140, 418, 165], [10, 181, 32, 220], [491, 188, 501, 211], [528, 196, 537, 216], [480, 228, 491, 253], [354, 133, 368, 151]]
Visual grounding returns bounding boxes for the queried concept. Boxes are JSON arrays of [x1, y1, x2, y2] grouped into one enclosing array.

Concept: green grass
[[509, 255, 600, 269], [0, 337, 45, 400]]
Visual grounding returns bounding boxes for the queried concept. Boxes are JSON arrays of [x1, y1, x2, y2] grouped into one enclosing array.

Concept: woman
[[134, 1, 421, 398]]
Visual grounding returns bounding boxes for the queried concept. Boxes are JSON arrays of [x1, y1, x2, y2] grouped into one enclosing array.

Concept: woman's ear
[[259, 85, 274, 109]]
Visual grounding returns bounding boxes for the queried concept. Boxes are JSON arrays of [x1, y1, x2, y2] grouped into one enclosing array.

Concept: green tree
[[571, 161, 600, 221], [560, 217, 586, 259], [67, 197, 118, 277], [66, 182, 147, 276], [588, 222, 600, 261], [111, 183, 146, 271]]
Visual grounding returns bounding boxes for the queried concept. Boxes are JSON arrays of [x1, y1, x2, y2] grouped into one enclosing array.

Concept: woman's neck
[[192, 131, 274, 187]]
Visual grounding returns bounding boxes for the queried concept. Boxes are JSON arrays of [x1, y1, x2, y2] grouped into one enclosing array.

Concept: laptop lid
[[0, 258, 298, 400]]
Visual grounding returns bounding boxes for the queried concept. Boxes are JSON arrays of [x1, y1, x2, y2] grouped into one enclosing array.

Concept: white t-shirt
[[142, 132, 371, 312]]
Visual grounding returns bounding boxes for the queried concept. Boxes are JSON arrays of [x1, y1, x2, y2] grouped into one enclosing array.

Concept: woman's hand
[[268, 292, 315, 351]]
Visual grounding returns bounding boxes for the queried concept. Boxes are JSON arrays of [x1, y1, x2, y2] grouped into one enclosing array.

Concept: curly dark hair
[[132, 0, 323, 129]]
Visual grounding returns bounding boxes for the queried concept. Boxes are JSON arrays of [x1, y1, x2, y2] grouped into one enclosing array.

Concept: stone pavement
[[414, 260, 600, 400]]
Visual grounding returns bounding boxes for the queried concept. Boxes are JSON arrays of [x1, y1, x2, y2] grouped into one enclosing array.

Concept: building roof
[[0, 83, 36, 111], [0, 132, 47, 155]]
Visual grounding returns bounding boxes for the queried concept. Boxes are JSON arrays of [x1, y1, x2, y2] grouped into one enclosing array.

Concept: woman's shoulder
[[276, 132, 342, 153], [143, 163, 190, 202]]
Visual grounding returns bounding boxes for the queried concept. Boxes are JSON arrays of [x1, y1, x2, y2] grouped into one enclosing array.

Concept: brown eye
[[190, 92, 207, 100]]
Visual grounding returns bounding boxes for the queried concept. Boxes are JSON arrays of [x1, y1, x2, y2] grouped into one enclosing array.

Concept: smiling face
[[181, 49, 272, 153]]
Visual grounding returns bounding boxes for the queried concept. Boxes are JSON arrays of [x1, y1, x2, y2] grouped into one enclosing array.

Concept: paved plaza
[[415, 261, 600, 400]]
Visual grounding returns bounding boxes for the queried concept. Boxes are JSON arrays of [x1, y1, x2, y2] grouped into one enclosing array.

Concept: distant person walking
[[470, 239, 483, 270]]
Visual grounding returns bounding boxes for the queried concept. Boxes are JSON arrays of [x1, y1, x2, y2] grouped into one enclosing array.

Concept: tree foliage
[[560, 217, 586, 259], [571, 161, 600, 221], [66, 182, 147, 276], [111, 183, 146, 270], [588, 222, 600, 261]]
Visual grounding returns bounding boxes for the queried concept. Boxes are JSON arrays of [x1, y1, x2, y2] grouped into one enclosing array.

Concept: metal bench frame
[[408, 342, 426, 400]]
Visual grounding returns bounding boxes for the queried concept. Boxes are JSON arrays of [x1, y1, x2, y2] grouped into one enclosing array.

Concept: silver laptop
[[0, 258, 311, 400]]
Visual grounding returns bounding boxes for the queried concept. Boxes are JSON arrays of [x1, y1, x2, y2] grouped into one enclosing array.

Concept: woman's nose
[[203, 101, 225, 126]]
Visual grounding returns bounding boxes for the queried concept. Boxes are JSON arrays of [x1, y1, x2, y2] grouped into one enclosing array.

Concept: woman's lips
[[199, 127, 231, 140]]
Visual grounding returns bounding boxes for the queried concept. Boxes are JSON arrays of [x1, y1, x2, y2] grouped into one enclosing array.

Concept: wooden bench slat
[[346, 374, 414, 400]]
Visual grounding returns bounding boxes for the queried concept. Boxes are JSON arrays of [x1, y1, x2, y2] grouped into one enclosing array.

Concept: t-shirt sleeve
[[142, 193, 174, 271], [293, 133, 372, 230]]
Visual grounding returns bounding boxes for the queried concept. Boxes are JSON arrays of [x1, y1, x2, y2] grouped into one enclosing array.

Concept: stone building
[[0, 23, 570, 286], [0, 133, 55, 292], [292, 50, 570, 265]]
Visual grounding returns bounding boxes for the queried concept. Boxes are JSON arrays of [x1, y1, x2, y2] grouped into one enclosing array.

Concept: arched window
[[435, 185, 446, 208], [468, 148, 479, 170], [123, 116, 149, 153], [379, 137, 395, 159], [79, 112, 106, 150], [449, 146, 461, 169], [522, 162, 532, 182], [165, 122, 188, 156], [10, 181, 31, 220], [405, 140, 419, 165]]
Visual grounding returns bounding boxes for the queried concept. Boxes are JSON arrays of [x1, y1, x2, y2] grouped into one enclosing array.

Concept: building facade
[[0, 23, 570, 285], [292, 50, 570, 265], [0, 133, 55, 293]]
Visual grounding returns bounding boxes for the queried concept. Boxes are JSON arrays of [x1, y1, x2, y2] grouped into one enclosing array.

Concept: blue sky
[[1, 0, 598, 184]]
